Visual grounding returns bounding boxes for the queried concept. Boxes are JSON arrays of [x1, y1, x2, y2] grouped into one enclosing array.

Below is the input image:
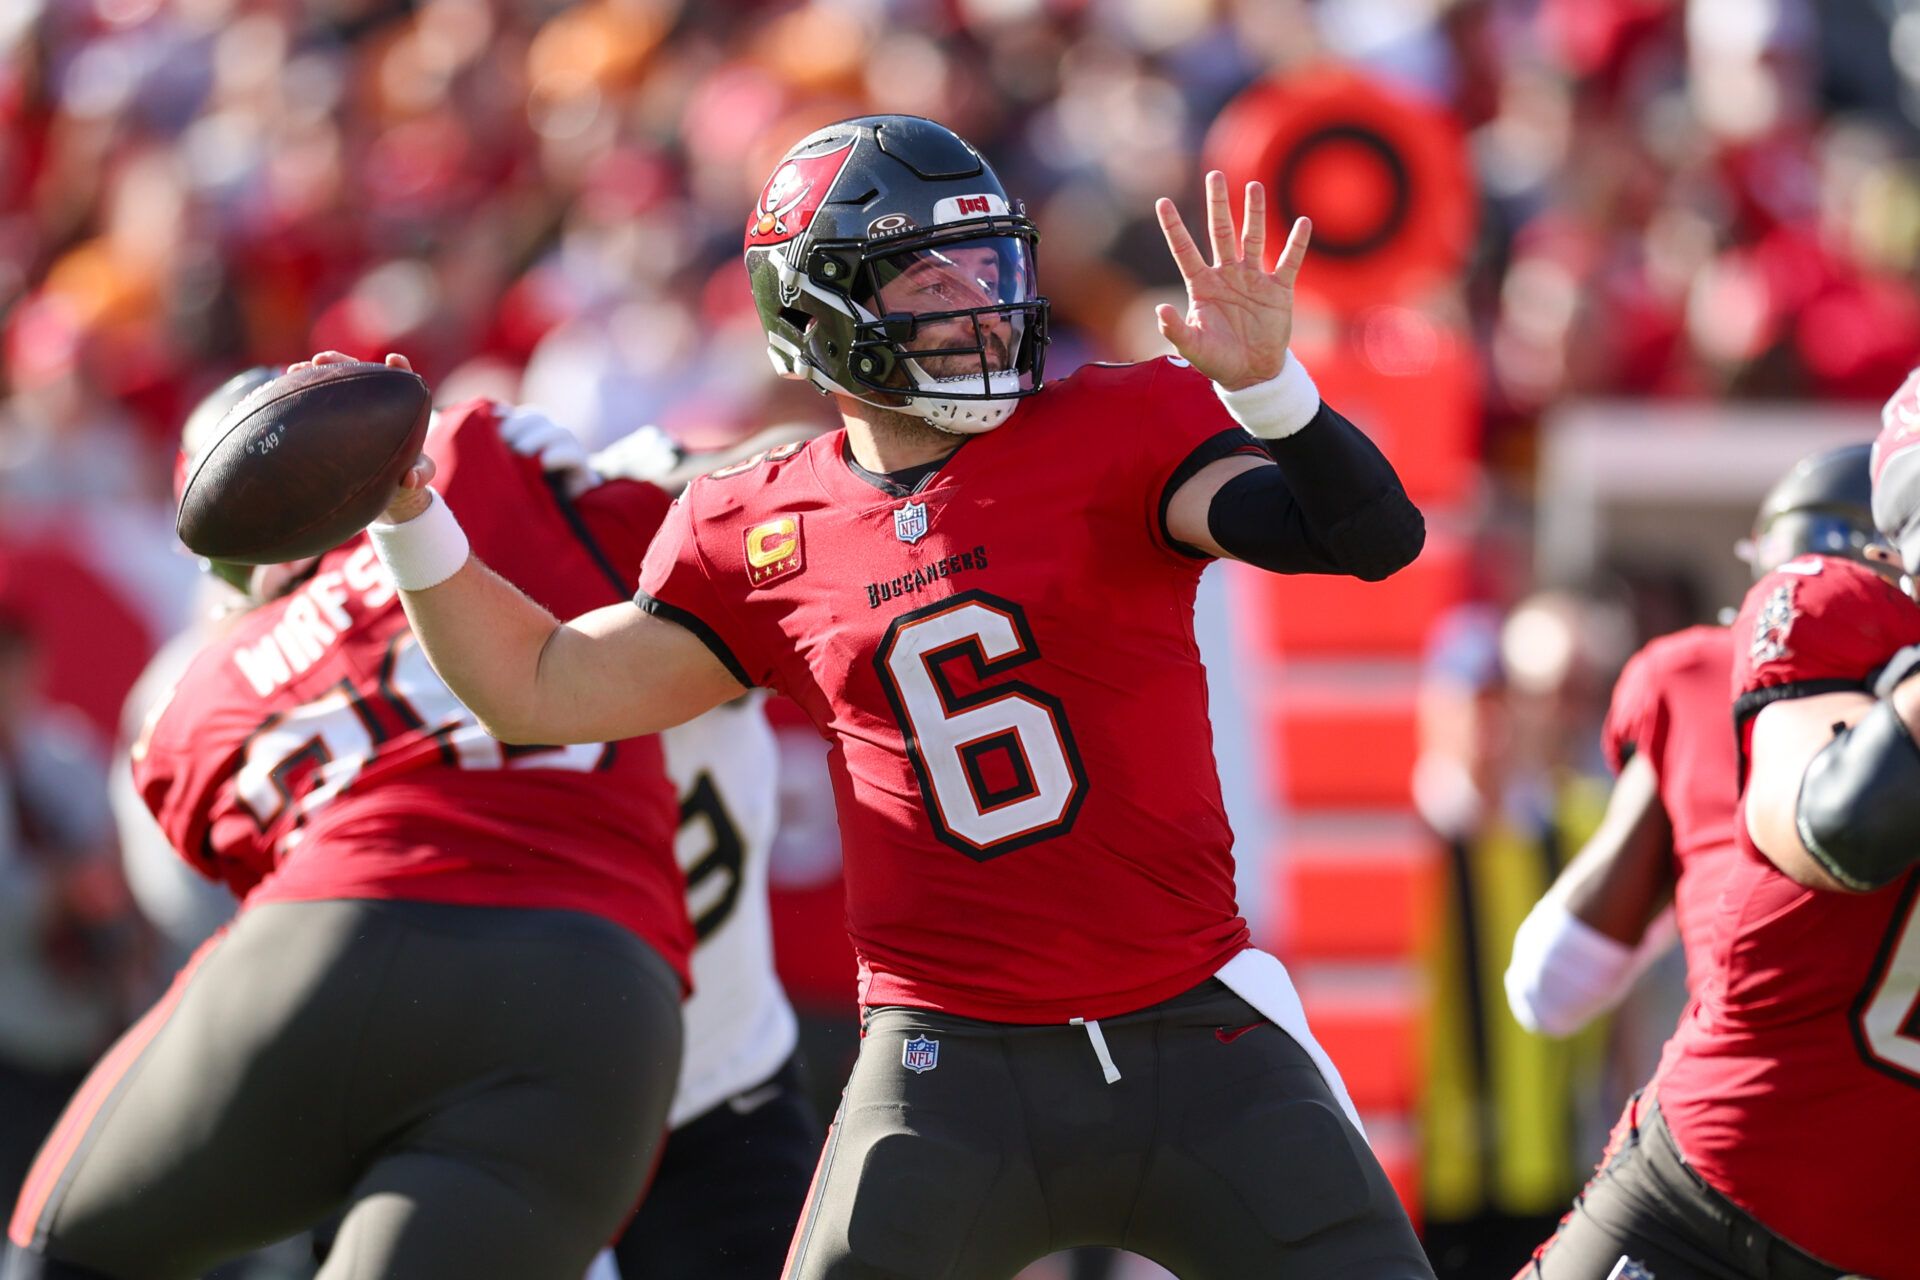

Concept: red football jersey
[[1646, 555, 1920, 1279], [639, 357, 1259, 1022], [135, 401, 693, 985], [1599, 625, 1739, 983]]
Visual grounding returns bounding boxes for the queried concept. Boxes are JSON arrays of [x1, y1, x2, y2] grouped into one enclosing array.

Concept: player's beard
[[910, 328, 1012, 381], [856, 402, 969, 457]]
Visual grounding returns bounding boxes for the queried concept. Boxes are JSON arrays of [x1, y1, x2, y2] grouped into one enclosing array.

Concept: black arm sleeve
[[1203, 400, 1425, 580]]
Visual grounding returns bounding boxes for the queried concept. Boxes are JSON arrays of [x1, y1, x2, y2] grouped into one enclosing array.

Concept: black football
[[176, 362, 432, 565]]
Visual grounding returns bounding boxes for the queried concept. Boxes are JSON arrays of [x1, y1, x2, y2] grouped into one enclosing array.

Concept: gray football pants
[[782, 978, 1434, 1279], [1524, 1102, 1849, 1280], [4, 898, 681, 1280]]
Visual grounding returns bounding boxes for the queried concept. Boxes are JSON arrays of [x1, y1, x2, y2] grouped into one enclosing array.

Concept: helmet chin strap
[[822, 364, 1022, 434], [923, 403, 1018, 435], [900, 361, 1024, 434]]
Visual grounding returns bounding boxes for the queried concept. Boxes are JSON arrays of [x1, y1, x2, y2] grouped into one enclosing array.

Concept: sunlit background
[[3, 1, 1917, 1276]]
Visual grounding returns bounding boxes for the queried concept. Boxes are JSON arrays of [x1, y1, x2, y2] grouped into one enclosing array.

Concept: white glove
[[589, 425, 684, 487], [499, 405, 598, 498]]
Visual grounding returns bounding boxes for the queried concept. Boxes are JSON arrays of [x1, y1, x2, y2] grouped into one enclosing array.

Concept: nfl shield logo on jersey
[[894, 501, 929, 544], [902, 1035, 939, 1073], [1607, 1259, 1656, 1280]]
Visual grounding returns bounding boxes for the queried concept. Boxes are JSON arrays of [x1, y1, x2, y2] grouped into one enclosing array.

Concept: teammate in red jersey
[[335, 114, 1433, 1276], [1505, 445, 1878, 1037], [2, 387, 691, 1280], [1524, 392, 1920, 1278]]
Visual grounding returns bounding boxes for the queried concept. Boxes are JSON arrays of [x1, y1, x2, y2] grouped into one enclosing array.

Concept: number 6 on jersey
[[876, 591, 1087, 859]]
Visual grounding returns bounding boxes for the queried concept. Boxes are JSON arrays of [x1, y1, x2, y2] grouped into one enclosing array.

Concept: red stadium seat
[[1227, 532, 1468, 659]]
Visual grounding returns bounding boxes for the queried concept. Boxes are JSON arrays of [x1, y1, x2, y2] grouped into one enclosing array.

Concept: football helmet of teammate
[[1738, 442, 1887, 579], [174, 367, 286, 595], [743, 114, 1048, 434]]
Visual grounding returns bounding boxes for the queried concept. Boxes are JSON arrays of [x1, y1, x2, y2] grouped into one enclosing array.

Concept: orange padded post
[[1268, 835, 1442, 962], [1228, 534, 1467, 660]]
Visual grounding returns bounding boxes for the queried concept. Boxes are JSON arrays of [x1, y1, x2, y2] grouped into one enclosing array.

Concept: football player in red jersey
[[1523, 385, 1920, 1278], [1504, 444, 1880, 1037], [2, 382, 692, 1280], [337, 114, 1433, 1276]]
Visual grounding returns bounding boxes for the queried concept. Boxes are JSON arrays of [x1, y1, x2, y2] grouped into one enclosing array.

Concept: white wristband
[[368, 488, 470, 591], [1213, 353, 1321, 440], [1504, 896, 1640, 1038]]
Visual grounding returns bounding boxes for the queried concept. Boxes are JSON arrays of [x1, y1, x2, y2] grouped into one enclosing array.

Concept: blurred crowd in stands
[[5, 0, 1920, 503], [3, 0, 1919, 1271]]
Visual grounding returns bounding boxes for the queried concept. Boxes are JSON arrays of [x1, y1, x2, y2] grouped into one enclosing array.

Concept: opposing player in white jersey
[[513, 416, 823, 1280], [614, 688, 815, 1277]]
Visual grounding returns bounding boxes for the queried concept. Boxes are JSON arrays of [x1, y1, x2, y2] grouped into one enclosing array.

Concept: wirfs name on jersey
[[865, 545, 989, 609], [232, 545, 396, 697]]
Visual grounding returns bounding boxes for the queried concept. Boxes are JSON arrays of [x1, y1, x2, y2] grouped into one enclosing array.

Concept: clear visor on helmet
[[851, 235, 1044, 398], [863, 236, 1038, 315], [1740, 511, 1891, 574]]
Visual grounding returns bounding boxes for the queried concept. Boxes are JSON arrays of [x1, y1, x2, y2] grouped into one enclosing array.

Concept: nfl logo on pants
[[902, 1036, 939, 1073]]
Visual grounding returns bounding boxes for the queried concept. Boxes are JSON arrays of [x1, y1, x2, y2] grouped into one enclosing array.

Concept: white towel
[[1213, 947, 1367, 1140]]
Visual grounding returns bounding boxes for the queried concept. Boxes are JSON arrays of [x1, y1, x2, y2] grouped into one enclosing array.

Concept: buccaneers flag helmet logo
[[746, 141, 856, 248]]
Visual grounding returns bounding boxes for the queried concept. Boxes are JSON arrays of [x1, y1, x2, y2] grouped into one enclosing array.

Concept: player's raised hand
[[1154, 173, 1310, 391], [288, 351, 437, 521]]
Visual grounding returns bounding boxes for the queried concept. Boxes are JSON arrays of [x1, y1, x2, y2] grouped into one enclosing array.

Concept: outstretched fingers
[[1161, 175, 1273, 276], [1241, 181, 1266, 265], [1204, 170, 1237, 266], [1155, 302, 1195, 354], [1156, 197, 1207, 284], [1272, 216, 1312, 288]]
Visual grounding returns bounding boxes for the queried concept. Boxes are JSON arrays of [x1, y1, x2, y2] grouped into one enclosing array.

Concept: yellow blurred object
[[1421, 772, 1610, 1224], [1853, 164, 1920, 277]]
